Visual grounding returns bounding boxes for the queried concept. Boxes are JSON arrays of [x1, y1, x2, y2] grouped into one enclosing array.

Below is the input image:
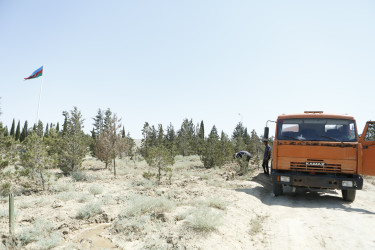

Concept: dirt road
[[236, 173, 375, 250]]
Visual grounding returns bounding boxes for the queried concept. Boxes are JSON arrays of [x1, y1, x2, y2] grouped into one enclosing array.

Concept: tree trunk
[[113, 158, 116, 178], [39, 170, 45, 190]]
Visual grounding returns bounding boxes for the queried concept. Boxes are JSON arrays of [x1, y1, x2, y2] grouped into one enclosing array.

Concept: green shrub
[[75, 202, 103, 219], [71, 171, 90, 182], [142, 171, 155, 180], [88, 184, 103, 196], [122, 195, 175, 218], [77, 193, 90, 203], [18, 218, 61, 249], [206, 197, 227, 210], [57, 191, 76, 201], [0, 182, 11, 197], [186, 207, 223, 233]]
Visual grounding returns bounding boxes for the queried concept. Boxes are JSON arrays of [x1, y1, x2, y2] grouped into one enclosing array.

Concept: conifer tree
[[58, 107, 88, 174], [122, 126, 125, 138], [56, 122, 60, 133], [20, 121, 28, 142], [10, 119, 15, 137], [44, 123, 49, 137], [93, 108, 105, 137], [15, 120, 21, 141], [21, 132, 54, 190], [177, 119, 196, 156], [202, 125, 222, 167], [37, 121, 43, 137], [157, 124, 164, 146], [3, 126, 8, 137], [165, 123, 177, 156], [197, 120, 205, 155]]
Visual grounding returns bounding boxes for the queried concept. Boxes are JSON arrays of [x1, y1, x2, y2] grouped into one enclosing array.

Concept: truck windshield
[[277, 118, 357, 142]]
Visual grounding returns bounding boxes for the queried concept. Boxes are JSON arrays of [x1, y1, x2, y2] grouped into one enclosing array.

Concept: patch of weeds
[[88, 184, 103, 196], [185, 206, 223, 233], [129, 179, 156, 189], [0, 182, 11, 196], [142, 171, 156, 180], [71, 171, 91, 182], [205, 197, 227, 210], [102, 194, 115, 205], [19, 200, 34, 209], [175, 211, 188, 221], [112, 215, 150, 239], [122, 195, 175, 218], [18, 218, 61, 249], [35, 197, 51, 206], [75, 201, 103, 219], [77, 193, 90, 203], [57, 191, 76, 201], [249, 215, 268, 235], [54, 182, 72, 193]]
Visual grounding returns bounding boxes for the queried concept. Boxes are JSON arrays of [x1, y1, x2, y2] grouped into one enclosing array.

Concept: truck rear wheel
[[342, 189, 356, 202], [273, 181, 283, 196]]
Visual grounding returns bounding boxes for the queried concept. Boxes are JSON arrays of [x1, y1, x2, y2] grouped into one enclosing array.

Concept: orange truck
[[265, 111, 375, 202]]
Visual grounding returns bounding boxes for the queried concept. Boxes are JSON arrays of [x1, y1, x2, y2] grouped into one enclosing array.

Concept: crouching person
[[234, 151, 251, 175]]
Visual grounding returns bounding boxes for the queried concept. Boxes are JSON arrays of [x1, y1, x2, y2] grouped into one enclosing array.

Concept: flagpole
[[36, 67, 43, 125]]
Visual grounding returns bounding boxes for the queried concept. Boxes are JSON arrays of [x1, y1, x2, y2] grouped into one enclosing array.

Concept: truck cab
[[269, 111, 375, 202]]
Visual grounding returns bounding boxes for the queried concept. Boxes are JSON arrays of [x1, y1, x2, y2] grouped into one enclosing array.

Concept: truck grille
[[290, 160, 341, 173]]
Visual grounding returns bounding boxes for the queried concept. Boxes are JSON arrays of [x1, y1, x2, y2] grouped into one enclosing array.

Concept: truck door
[[359, 121, 375, 176]]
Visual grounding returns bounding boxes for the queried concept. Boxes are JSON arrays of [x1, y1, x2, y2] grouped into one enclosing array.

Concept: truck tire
[[342, 189, 356, 202], [273, 181, 283, 196]]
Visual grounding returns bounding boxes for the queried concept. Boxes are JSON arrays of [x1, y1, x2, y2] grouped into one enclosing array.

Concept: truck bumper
[[271, 171, 363, 190]]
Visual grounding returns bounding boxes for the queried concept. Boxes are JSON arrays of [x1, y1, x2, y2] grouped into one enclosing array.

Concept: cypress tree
[[15, 120, 21, 141], [122, 126, 125, 139], [10, 119, 15, 137], [3, 126, 8, 137], [45, 123, 49, 137], [20, 121, 28, 142], [37, 121, 43, 137], [56, 122, 60, 133]]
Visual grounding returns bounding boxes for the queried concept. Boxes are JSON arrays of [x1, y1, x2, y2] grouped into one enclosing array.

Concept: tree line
[[0, 100, 268, 191]]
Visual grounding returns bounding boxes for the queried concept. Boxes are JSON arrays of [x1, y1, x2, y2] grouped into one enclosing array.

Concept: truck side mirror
[[264, 127, 269, 139]]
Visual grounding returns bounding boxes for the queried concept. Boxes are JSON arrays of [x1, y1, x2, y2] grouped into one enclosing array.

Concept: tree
[[93, 112, 127, 177], [20, 132, 53, 190], [44, 123, 49, 137], [10, 119, 15, 137], [58, 107, 88, 174], [165, 123, 177, 156], [56, 122, 60, 133], [36, 121, 43, 137], [121, 126, 125, 138], [93, 108, 105, 138], [20, 120, 28, 142], [197, 120, 205, 156], [201, 125, 223, 168], [15, 120, 21, 141], [144, 145, 174, 183], [177, 118, 196, 156]]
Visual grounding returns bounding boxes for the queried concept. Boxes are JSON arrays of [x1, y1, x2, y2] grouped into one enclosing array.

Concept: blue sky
[[1, 0, 374, 138]]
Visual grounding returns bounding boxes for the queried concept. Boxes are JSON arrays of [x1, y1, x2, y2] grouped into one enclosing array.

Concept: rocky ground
[[1, 156, 375, 249]]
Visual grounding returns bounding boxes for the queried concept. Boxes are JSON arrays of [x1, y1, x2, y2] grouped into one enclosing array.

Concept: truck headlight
[[342, 181, 353, 187], [280, 176, 290, 182]]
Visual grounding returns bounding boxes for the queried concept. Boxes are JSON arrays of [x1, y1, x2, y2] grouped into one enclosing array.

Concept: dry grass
[[185, 206, 223, 233]]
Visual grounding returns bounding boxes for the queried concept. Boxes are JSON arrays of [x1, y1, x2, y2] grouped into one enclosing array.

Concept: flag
[[24, 66, 43, 80]]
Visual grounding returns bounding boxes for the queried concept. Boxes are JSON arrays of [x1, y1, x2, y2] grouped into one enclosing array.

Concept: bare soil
[[1, 157, 375, 249]]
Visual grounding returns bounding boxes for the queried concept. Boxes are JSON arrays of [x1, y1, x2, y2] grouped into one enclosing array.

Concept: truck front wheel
[[342, 189, 356, 202], [273, 181, 283, 196]]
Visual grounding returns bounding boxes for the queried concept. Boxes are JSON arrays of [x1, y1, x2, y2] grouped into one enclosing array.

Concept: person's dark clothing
[[234, 151, 251, 161], [263, 145, 271, 175], [234, 151, 251, 175]]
